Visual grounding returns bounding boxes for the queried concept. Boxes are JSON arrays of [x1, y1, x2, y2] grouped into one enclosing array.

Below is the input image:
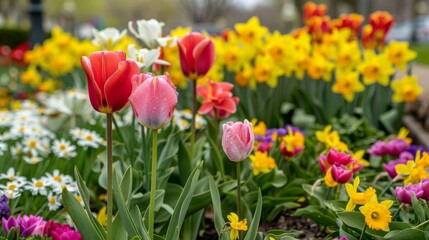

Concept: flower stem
[[149, 129, 159, 239], [237, 162, 241, 219], [106, 113, 113, 240], [190, 79, 197, 157], [380, 175, 401, 197], [359, 223, 367, 240]]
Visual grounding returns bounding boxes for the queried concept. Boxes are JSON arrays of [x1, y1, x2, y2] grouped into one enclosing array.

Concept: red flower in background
[[303, 2, 327, 25], [362, 11, 394, 49], [197, 80, 239, 120]]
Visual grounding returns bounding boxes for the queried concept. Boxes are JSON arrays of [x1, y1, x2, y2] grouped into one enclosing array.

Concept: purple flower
[[382, 158, 408, 178], [395, 184, 423, 204], [399, 151, 414, 162], [2, 215, 46, 238], [405, 145, 429, 157], [275, 128, 287, 136], [254, 135, 273, 142], [386, 139, 408, 156], [0, 195, 10, 219], [368, 141, 389, 156], [419, 179, 429, 201]]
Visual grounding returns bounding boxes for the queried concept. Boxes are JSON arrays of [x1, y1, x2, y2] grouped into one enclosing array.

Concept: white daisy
[[0, 142, 7, 156], [4, 189, 21, 199], [1, 180, 26, 194], [25, 177, 51, 196], [45, 170, 73, 186], [52, 139, 77, 159], [47, 192, 61, 211], [23, 136, 45, 156], [195, 114, 207, 129], [76, 130, 103, 148], [0, 168, 26, 182], [23, 156, 43, 165], [10, 143, 23, 157]]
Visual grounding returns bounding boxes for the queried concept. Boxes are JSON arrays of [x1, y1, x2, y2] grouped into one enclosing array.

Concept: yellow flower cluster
[[395, 151, 429, 185]]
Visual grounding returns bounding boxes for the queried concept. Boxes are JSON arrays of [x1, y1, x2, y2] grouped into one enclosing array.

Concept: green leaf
[[266, 202, 301, 222], [113, 214, 128, 240], [165, 161, 203, 240], [292, 205, 337, 227], [209, 176, 226, 235], [412, 193, 426, 223], [62, 189, 103, 240], [324, 200, 348, 212], [74, 167, 107, 239], [178, 137, 192, 185], [244, 188, 263, 240], [206, 131, 225, 178], [384, 228, 426, 240]]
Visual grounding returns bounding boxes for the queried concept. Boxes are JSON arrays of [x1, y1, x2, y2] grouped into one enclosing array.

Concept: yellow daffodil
[[345, 177, 376, 211], [234, 16, 268, 45], [384, 41, 416, 71], [97, 206, 107, 227], [395, 160, 429, 185], [315, 125, 348, 151], [251, 119, 267, 136], [351, 150, 370, 168], [306, 53, 334, 81], [332, 70, 364, 102], [358, 51, 394, 86], [391, 75, 423, 103], [359, 195, 393, 231], [227, 212, 248, 240], [265, 32, 297, 77], [249, 151, 276, 176], [251, 54, 282, 88], [281, 128, 305, 153], [235, 63, 252, 87], [20, 66, 42, 87], [335, 41, 361, 70], [397, 127, 412, 145]]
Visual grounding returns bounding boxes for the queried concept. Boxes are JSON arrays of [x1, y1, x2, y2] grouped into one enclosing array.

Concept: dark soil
[[198, 210, 328, 240]]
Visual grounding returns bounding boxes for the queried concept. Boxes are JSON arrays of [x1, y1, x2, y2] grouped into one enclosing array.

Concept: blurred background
[[3, 0, 429, 48]]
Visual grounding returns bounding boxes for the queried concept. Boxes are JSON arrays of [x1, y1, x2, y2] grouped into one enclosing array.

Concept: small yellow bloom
[[234, 16, 268, 45], [281, 128, 305, 153], [359, 195, 393, 231], [358, 51, 394, 86], [332, 70, 364, 102], [306, 53, 334, 81], [251, 119, 267, 137], [97, 206, 107, 227], [251, 54, 282, 88], [227, 212, 248, 240], [395, 160, 429, 185], [345, 177, 376, 211], [249, 151, 276, 176], [391, 75, 423, 103], [397, 127, 412, 145], [315, 125, 348, 151], [20, 66, 42, 87], [384, 41, 416, 71]]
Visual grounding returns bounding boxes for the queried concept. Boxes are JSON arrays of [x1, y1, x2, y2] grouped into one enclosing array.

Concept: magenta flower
[[386, 138, 408, 156], [395, 184, 423, 204], [419, 179, 429, 201], [222, 119, 254, 162], [256, 141, 271, 153], [368, 141, 389, 156], [43, 220, 82, 240], [319, 148, 355, 173], [2, 215, 46, 238], [382, 158, 408, 178], [129, 73, 178, 130], [330, 165, 353, 183]]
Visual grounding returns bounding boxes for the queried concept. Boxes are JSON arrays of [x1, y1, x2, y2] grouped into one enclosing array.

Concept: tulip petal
[[178, 41, 191, 77], [193, 39, 216, 76], [89, 51, 124, 95], [198, 101, 215, 115], [81, 56, 103, 111], [104, 59, 140, 112], [216, 98, 237, 113], [222, 124, 247, 162]]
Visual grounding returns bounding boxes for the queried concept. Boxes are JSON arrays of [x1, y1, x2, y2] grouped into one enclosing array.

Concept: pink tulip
[[330, 165, 353, 183], [197, 80, 239, 119], [222, 119, 254, 162], [178, 32, 216, 79], [81, 51, 140, 113], [129, 73, 178, 130]]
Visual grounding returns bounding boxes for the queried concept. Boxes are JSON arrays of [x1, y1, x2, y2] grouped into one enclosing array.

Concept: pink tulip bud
[[222, 119, 254, 162], [81, 51, 140, 113], [129, 73, 178, 130], [330, 165, 353, 184], [178, 32, 216, 79]]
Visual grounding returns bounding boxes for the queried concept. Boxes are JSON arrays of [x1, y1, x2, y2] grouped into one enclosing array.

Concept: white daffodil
[[127, 44, 169, 69], [91, 27, 127, 50], [128, 19, 165, 48]]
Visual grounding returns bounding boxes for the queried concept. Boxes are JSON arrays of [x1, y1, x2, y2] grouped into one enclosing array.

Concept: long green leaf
[[62, 189, 103, 240], [165, 161, 203, 240], [244, 188, 263, 240], [209, 176, 225, 235]]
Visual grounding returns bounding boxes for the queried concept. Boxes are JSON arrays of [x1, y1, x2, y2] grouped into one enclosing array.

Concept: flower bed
[[0, 2, 427, 240]]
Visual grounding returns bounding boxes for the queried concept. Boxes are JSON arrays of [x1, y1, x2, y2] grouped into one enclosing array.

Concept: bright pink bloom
[[43, 220, 82, 240], [395, 184, 423, 204], [129, 73, 178, 130], [2, 215, 46, 238], [197, 80, 239, 119], [319, 148, 355, 173], [222, 119, 254, 162], [81, 51, 140, 113], [178, 32, 216, 79], [330, 165, 353, 183]]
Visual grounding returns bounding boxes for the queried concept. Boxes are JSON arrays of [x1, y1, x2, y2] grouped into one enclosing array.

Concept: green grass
[[411, 44, 429, 66]]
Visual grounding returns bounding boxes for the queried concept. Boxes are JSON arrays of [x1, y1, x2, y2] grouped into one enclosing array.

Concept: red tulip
[[197, 80, 239, 119], [222, 119, 254, 162], [81, 51, 140, 113], [129, 73, 178, 129], [177, 32, 216, 79]]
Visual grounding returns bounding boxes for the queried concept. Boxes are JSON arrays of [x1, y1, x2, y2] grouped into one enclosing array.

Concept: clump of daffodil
[[315, 125, 348, 151], [251, 119, 267, 137], [265, 32, 297, 77], [20, 66, 42, 87], [383, 41, 416, 71], [227, 212, 248, 240], [234, 63, 253, 87], [395, 152, 429, 185], [358, 50, 394, 86], [234, 16, 268, 46], [332, 70, 364, 102], [249, 151, 276, 176], [335, 41, 361, 70], [391, 75, 423, 103], [359, 195, 393, 231], [345, 176, 376, 211]]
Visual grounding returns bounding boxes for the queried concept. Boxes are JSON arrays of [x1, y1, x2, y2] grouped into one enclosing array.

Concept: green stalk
[[149, 129, 159, 239], [106, 113, 113, 240], [359, 223, 367, 240], [191, 79, 197, 157], [236, 161, 242, 240]]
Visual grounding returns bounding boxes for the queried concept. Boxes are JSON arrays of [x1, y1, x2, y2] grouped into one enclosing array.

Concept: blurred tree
[[179, 0, 230, 23]]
